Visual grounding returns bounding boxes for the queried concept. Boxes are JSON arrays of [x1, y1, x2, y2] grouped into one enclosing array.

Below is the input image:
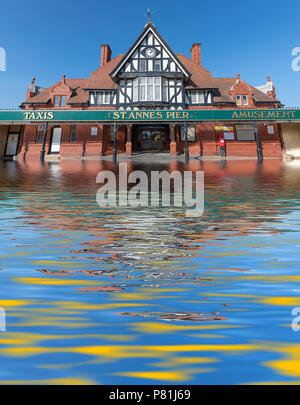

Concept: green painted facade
[[0, 109, 299, 123]]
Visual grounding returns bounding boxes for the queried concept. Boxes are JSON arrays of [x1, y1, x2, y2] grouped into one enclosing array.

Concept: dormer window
[[186, 90, 212, 105], [236, 95, 248, 106], [89, 91, 115, 105], [54, 95, 66, 107]]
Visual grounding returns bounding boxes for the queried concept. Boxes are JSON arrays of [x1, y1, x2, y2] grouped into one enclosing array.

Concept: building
[[17, 19, 283, 160]]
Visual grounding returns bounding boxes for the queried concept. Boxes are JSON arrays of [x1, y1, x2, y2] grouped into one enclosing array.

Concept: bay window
[[133, 77, 162, 102]]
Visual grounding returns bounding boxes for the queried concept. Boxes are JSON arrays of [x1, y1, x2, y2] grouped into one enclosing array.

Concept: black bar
[[184, 121, 189, 163], [113, 122, 117, 165], [40, 122, 48, 162], [254, 122, 263, 161]]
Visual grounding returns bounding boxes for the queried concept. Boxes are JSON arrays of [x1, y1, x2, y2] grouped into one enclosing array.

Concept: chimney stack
[[100, 44, 112, 67], [191, 43, 201, 66]]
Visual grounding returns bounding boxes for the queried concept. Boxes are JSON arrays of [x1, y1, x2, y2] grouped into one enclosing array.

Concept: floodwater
[[1, 157, 300, 385]]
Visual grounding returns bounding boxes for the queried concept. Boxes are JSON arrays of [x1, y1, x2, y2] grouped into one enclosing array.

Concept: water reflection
[[0, 158, 300, 384]]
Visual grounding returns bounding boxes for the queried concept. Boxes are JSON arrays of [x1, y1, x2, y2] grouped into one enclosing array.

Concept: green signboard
[[0, 108, 299, 123]]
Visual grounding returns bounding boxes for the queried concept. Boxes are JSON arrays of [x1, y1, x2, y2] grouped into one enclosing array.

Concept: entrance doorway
[[5, 133, 19, 156], [135, 127, 168, 151], [50, 127, 62, 154]]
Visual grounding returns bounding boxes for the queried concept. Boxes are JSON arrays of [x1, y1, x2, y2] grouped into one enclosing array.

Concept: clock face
[[145, 47, 156, 58]]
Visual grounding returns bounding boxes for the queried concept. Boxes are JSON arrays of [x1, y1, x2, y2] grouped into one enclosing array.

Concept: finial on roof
[[237, 73, 240, 79], [147, 8, 151, 23], [267, 75, 271, 81], [31, 78, 35, 83], [62, 74, 66, 83]]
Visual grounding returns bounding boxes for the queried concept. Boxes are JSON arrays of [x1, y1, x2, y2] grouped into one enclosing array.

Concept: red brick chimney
[[191, 43, 201, 65], [100, 44, 112, 67]]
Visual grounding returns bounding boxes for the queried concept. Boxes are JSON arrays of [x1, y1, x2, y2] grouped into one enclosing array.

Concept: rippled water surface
[[1, 157, 300, 385]]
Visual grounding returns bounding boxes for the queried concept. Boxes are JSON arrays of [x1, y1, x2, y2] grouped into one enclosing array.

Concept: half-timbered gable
[[110, 23, 190, 109]]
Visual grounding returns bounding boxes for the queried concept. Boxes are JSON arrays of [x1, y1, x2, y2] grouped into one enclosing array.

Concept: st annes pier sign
[[0, 109, 299, 123]]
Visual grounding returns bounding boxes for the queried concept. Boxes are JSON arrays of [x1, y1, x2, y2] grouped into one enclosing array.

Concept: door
[[136, 128, 167, 151], [50, 127, 62, 153], [5, 133, 19, 156]]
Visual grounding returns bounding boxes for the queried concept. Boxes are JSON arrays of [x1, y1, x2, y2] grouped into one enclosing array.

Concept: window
[[242, 95, 248, 105], [139, 60, 147, 71], [54, 95, 66, 107], [91, 127, 98, 136], [133, 77, 162, 102], [36, 125, 44, 143], [187, 90, 211, 104], [236, 95, 248, 106], [89, 91, 113, 105], [236, 125, 255, 141], [70, 125, 76, 142], [180, 125, 196, 142], [162, 78, 168, 101], [153, 60, 161, 71]]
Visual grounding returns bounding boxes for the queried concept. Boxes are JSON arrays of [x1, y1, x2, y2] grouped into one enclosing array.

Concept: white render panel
[[148, 33, 153, 45]]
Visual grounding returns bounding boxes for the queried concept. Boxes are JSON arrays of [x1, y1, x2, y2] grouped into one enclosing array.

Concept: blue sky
[[0, 0, 299, 108]]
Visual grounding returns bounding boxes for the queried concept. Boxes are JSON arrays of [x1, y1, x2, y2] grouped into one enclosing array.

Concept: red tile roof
[[23, 54, 279, 106]]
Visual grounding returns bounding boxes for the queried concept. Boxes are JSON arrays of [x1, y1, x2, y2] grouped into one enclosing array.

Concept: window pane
[[191, 92, 197, 103], [154, 60, 161, 71], [104, 92, 110, 104], [36, 133, 43, 143], [133, 85, 138, 101], [155, 85, 160, 100], [198, 92, 204, 103], [139, 60, 146, 71], [162, 86, 168, 101], [236, 95, 241, 105], [147, 84, 153, 100], [243, 95, 248, 105], [89, 92, 95, 104], [97, 93, 103, 104], [140, 86, 146, 100], [54, 96, 60, 107], [140, 77, 146, 85], [60, 96, 66, 106]]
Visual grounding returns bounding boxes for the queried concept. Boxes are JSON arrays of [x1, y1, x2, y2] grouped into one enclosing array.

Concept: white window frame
[[188, 90, 211, 104], [89, 91, 112, 105], [134, 77, 162, 102], [236, 94, 248, 106]]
